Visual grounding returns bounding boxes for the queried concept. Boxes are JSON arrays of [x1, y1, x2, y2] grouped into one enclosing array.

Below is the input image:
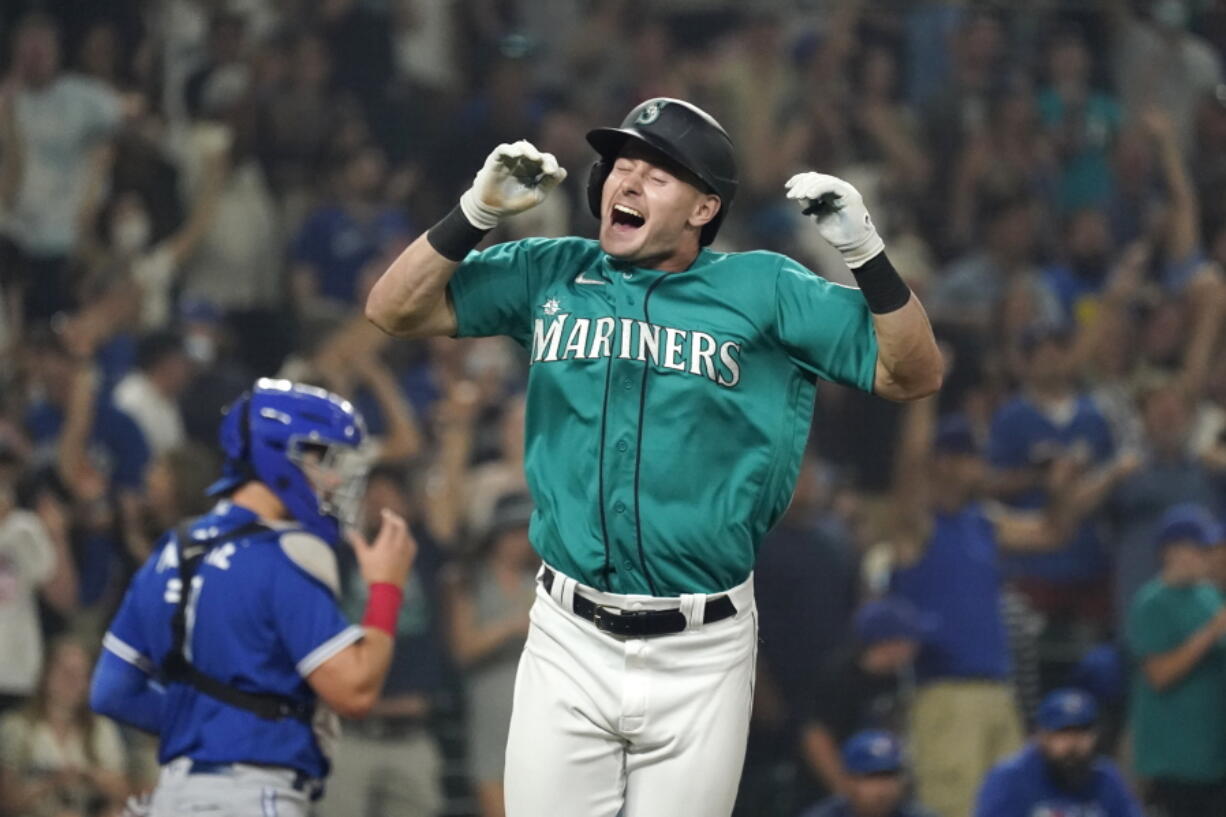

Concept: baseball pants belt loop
[[679, 593, 707, 631], [543, 563, 576, 609], [540, 567, 735, 637]]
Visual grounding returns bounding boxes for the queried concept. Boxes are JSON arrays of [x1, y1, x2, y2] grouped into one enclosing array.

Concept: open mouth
[[610, 203, 646, 230]]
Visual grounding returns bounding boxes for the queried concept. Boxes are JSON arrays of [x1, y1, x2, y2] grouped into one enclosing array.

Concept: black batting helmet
[[586, 98, 738, 246]]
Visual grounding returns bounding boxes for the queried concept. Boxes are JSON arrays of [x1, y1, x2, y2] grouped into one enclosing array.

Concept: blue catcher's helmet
[[207, 378, 370, 544]]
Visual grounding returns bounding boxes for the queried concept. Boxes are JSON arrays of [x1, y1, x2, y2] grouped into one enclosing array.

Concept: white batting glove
[[785, 173, 884, 269], [460, 140, 568, 230]]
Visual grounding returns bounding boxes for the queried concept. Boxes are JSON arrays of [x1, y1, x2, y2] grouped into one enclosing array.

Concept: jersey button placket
[[601, 269, 645, 590]]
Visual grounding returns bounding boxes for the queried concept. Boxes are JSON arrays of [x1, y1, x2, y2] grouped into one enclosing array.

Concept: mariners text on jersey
[[531, 313, 743, 388], [448, 237, 878, 596]]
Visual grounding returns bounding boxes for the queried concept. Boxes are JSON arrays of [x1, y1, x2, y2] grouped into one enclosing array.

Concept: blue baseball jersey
[[974, 744, 1144, 817], [100, 501, 362, 779], [987, 395, 1114, 582]]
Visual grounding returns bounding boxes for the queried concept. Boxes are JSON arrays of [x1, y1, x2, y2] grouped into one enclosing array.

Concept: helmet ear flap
[[587, 158, 611, 220]]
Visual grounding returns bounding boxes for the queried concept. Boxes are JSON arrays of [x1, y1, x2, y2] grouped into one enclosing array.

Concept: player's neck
[[229, 481, 291, 524]]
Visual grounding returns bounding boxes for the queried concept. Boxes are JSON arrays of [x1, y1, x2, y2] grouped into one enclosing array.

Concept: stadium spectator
[[1039, 208, 1117, 324], [93, 134, 228, 332], [1, 12, 123, 323], [175, 43, 284, 371], [323, 464, 447, 817], [947, 77, 1057, 253], [1107, 382, 1219, 628], [973, 688, 1142, 817], [748, 453, 860, 813], [1037, 27, 1122, 214], [756, 453, 860, 727], [927, 193, 1057, 335], [112, 331, 192, 456], [888, 395, 1134, 817], [318, 0, 395, 117], [256, 31, 340, 209], [22, 326, 150, 501], [1106, 0, 1223, 152], [462, 393, 528, 542], [0, 450, 76, 712], [986, 323, 1116, 627], [1126, 503, 1226, 817], [443, 492, 537, 817], [0, 637, 129, 817], [797, 729, 936, 817], [800, 597, 928, 798], [291, 144, 413, 316]]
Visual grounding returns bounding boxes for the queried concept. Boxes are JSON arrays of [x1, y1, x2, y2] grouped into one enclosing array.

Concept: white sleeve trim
[[102, 632, 156, 675], [296, 625, 364, 678]]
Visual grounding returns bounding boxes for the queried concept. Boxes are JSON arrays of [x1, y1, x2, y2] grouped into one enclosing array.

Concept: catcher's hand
[[785, 172, 884, 269], [461, 141, 567, 229]]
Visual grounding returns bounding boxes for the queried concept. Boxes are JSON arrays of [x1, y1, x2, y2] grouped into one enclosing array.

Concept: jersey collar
[[599, 247, 717, 279]]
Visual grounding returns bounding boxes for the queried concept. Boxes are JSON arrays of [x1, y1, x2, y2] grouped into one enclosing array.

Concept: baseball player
[[366, 98, 943, 817], [89, 378, 416, 816]]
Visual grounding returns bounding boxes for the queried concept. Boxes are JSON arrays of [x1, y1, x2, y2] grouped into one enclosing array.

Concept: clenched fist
[[785, 173, 884, 269], [461, 141, 568, 230]]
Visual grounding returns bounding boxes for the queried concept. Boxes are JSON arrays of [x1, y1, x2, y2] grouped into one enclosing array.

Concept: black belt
[[541, 568, 736, 637], [187, 760, 322, 798]]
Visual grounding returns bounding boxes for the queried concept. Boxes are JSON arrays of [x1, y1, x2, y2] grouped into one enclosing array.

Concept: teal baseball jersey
[[449, 237, 878, 595]]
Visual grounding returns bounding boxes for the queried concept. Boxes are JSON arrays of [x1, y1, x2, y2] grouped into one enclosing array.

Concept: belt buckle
[[593, 604, 655, 635]]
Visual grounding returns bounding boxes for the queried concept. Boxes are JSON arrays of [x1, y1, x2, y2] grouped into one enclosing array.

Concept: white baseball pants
[[148, 758, 313, 817], [504, 565, 758, 817]]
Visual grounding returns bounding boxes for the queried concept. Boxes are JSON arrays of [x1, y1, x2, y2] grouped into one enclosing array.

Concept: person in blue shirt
[[23, 326, 150, 495], [987, 323, 1115, 616], [798, 730, 936, 817], [889, 394, 1135, 817], [89, 379, 416, 816], [974, 688, 1144, 817], [291, 144, 412, 311]]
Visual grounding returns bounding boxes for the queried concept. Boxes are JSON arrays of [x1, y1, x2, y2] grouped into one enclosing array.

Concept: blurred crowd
[[0, 1, 1224, 817]]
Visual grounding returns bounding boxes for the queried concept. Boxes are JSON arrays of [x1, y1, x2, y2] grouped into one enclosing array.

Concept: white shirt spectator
[[0, 510, 54, 696], [113, 371, 186, 456], [6, 75, 120, 256], [178, 124, 281, 312], [1114, 17, 1223, 151], [393, 0, 459, 92]]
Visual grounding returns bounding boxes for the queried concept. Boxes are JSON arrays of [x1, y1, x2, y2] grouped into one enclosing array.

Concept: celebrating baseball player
[[366, 98, 943, 816], [89, 379, 416, 815]]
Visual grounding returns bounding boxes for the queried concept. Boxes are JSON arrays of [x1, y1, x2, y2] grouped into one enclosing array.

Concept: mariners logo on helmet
[[635, 101, 664, 125]]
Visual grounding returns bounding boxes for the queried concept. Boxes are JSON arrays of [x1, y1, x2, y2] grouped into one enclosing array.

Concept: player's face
[[932, 452, 985, 502], [846, 773, 906, 817], [295, 442, 370, 531], [1038, 728, 1096, 785], [1024, 339, 1074, 389], [599, 143, 720, 271], [865, 638, 919, 673], [1164, 541, 1211, 584]]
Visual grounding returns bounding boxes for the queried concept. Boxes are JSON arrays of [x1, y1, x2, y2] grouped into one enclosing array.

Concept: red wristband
[[362, 582, 403, 636]]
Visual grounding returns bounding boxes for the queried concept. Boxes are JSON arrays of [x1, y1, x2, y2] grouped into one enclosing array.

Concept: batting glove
[[785, 173, 884, 269], [460, 141, 568, 230]]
